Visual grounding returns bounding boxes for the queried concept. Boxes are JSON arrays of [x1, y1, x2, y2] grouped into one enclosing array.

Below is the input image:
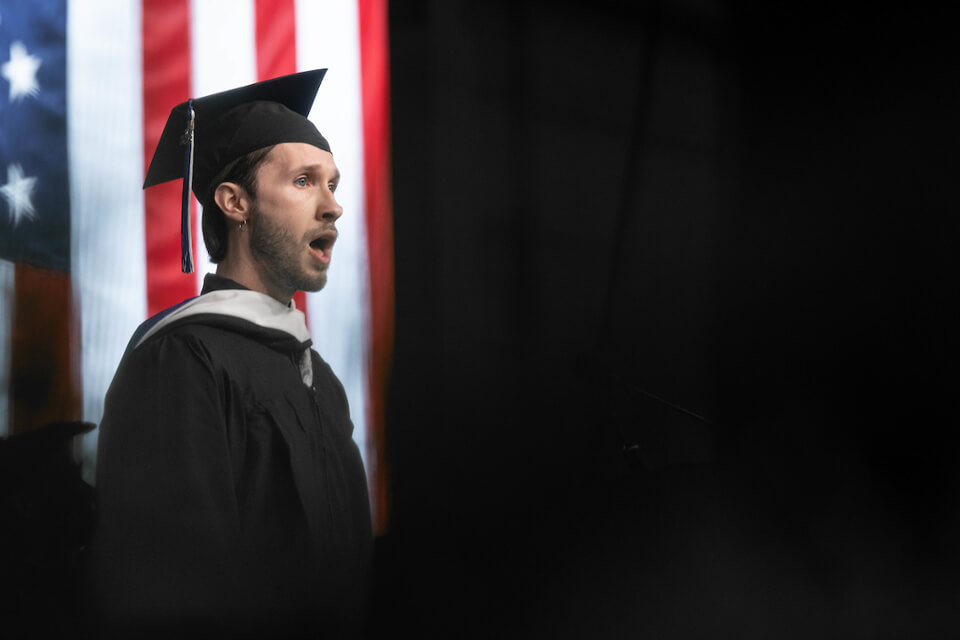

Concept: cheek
[[253, 189, 284, 212], [254, 189, 304, 222], [254, 176, 322, 219]]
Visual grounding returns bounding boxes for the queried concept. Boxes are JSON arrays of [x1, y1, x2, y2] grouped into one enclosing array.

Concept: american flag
[[0, 0, 393, 533]]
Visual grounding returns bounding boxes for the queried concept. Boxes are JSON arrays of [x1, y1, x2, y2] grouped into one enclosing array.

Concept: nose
[[320, 193, 343, 222]]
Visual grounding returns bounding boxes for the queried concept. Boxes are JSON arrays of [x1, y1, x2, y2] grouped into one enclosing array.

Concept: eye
[[294, 176, 308, 187], [328, 182, 337, 193]]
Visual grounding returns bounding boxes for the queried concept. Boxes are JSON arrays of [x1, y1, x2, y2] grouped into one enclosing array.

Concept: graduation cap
[[143, 69, 331, 273]]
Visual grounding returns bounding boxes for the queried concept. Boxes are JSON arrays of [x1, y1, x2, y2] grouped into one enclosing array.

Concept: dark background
[[378, 1, 957, 637]]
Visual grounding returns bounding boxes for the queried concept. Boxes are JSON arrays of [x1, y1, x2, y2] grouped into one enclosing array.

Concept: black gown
[[88, 275, 372, 638]]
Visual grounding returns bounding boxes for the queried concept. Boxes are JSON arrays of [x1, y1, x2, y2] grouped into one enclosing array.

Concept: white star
[[1, 164, 38, 226], [1, 41, 42, 102]]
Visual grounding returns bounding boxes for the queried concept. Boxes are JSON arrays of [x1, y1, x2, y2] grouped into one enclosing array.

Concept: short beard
[[248, 202, 327, 295]]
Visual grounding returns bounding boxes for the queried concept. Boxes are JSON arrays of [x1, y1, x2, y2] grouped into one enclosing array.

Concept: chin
[[300, 275, 327, 293]]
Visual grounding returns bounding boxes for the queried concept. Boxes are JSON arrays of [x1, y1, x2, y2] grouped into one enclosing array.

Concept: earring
[[239, 219, 247, 232]]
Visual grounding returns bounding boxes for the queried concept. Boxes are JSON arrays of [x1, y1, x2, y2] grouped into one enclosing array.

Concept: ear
[[214, 182, 251, 223]]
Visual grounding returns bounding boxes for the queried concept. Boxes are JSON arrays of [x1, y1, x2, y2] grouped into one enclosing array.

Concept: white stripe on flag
[[191, 0, 258, 289], [296, 0, 372, 473], [0, 259, 13, 437], [68, 0, 146, 474]]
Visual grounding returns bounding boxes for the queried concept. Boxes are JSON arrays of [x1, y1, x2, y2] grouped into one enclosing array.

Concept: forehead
[[261, 142, 337, 173]]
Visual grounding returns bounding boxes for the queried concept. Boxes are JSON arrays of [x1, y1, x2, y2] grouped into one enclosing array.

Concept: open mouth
[[310, 236, 331, 252], [308, 231, 337, 263]]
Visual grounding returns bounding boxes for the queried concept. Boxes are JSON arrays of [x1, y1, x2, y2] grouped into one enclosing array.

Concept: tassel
[[180, 99, 196, 273]]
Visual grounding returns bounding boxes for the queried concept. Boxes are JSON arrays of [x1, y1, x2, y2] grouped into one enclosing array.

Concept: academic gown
[[88, 275, 372, 638]]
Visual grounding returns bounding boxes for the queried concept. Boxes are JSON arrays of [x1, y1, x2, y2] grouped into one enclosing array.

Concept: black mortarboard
[[143, 69, 330, 273]]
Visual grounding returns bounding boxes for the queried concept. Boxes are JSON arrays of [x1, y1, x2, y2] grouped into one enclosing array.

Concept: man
[[89, 71, 372, 638]]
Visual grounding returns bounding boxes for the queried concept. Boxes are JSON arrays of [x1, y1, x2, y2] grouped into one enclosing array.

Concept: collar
[[127, 275, 314, 386]]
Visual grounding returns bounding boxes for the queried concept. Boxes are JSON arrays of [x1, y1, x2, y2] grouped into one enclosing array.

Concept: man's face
[[247, 142, 342, 300]]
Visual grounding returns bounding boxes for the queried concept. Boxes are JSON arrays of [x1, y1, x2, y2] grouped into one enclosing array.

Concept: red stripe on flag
[[142, 0, 194, 316], [358, 0, 395, 536], [10, 264, 80, 434], [255, 0, 297, 81], [254, 0, 307, 315]]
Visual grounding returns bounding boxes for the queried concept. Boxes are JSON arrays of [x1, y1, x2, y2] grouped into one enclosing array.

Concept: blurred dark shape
[[578, 350, 716, 473], [0, 420, 95, 635]]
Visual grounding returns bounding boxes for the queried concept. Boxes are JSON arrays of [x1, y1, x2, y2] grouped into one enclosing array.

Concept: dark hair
[[200, 145, 275, 263]]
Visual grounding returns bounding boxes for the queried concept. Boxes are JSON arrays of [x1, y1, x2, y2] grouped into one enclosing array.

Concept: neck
[[216, 254, 293, 306]]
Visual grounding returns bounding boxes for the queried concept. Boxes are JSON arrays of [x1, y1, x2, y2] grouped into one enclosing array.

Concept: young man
[[89, 71, 372, 638]]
